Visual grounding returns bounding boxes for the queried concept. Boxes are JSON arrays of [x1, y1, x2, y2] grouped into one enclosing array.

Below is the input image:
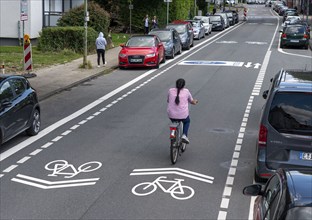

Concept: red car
[[118, 35, 166, 69]]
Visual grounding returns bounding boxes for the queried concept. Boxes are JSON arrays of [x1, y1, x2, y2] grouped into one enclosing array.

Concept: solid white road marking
[[245, 41, 268, 45]]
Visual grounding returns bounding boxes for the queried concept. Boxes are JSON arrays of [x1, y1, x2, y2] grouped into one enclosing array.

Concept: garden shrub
[[38, 26, 98, 53]]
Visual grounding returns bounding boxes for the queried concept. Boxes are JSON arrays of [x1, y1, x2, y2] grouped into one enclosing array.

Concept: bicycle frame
[[154, 176, 185, 194]]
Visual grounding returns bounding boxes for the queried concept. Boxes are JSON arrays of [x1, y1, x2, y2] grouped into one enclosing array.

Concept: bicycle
[[169, 121, 187, 164], [132, 176, 194, 200]]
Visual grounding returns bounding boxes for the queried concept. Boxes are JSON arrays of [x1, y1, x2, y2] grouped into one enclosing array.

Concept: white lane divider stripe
[[3, 165, 18, 173], [17, 156, 31, 164], [29, 149, 42, 156]]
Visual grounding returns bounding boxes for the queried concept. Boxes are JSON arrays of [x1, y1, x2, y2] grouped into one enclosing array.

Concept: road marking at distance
[[245, 41, 268, 45], [216, 41, 238, 44], [179, 60, 261, 69]]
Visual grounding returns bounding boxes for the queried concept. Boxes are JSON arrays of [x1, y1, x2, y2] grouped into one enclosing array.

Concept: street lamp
[[129, 3, 133, 34], [194, 0, 197, 16]]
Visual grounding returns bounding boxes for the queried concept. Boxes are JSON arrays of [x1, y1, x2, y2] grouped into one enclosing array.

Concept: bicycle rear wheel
[[170, 139, 179, 164]]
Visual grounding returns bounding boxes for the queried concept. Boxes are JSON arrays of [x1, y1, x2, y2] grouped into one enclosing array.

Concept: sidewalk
[[27, 46, 121, 101]]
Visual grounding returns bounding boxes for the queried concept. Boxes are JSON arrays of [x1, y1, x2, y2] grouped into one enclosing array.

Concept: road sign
[[129, 4, 133, 9], [164, 0, 172, 2], [20, 0, 28, 21]]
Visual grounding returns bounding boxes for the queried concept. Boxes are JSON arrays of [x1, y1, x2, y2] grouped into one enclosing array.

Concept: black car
[[255, 69, 312, 182], [148, 28, 182, 59], [0, 75, 40, 146], [207, 15, 225, 31], [243, 168, 312, 220], [224, 10, 239, 23]]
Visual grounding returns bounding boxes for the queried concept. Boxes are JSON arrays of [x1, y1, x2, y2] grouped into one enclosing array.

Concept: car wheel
[[178, 44, 182, 54], [155, 56, 160, 69], [26, 109, 40, 136], [171, 48, 175, 59], [186, 42, 191, 50], [161, 53, 166, 63]]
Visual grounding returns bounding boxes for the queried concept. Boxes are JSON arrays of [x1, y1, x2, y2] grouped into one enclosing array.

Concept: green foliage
[[57, 1, 110, 34], [38, 26, 98, 53]]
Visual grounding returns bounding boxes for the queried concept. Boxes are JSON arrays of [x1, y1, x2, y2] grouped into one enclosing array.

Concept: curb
[[38, 66, 118, 101]]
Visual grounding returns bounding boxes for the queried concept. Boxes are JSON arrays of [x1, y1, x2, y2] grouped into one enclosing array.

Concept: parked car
[[224, 12, 235, 26], [243, 168, 312, 220], [255, 69, 312, 182], [215, 12, 229, 28], [148, 28, 182, 59], [186, 20, 205, 39], [166, 21, 194, 50], [280, 25, 310, 49], [118, 35, 166, 69], [193, 16, 212, 35], [224, 10, 239, 23], [282, 10, 299, 22], [0, 75, 40, 146], [207, 15, 225, 31]]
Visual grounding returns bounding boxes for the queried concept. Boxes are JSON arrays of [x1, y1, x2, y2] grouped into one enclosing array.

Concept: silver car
[[186, 20, 205, 39], [193, 16, 212, 35]]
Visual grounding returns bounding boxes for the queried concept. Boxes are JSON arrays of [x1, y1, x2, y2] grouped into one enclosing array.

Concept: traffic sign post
[[164, 0, 172, 25]]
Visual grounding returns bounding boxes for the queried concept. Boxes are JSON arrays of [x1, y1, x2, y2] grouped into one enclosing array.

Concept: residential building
[[0, 0, 83, 46]]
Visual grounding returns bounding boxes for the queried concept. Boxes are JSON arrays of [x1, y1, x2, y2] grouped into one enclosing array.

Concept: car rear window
[[166, 25, 186, 34], [286, 26, 305, 34], [210, 16, 221, 22], [150, 31, 171, 42], [268, 92, 312, 135], [126, 37, 155, 47]]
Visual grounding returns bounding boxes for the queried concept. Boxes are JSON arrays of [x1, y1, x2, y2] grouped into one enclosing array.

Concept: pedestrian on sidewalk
[[95, 32, 107, 67], [151, 15, 158, 29], [143, 14, 149, 34]]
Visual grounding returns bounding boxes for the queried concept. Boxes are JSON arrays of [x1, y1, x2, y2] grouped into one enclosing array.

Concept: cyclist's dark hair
[[175, 78, 185, 105]]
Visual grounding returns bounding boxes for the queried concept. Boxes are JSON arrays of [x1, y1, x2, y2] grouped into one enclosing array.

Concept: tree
[[57, 1, 110, 34]]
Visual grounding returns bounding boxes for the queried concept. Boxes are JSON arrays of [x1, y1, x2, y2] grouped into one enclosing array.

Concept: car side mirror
[[262, 90, 269, 99], [158, 42, 163, 47], [120, 43, 125, 47], [243, 184, 263, 196]]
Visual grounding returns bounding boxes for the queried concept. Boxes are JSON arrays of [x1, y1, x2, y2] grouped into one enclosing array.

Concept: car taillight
[[281, 33, 287, 39], [303, 34, 308, 39], [170, 127, 177, 138], [258, 124, 267, 146]]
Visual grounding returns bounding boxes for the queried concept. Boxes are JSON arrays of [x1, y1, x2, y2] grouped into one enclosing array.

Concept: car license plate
[[300, 152, 312, 160], [290, 40, 299, 43], [130, 58, 142, 62]]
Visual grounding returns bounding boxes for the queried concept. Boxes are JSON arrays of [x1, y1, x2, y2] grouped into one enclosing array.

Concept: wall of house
[[0, 0, 42, 45]]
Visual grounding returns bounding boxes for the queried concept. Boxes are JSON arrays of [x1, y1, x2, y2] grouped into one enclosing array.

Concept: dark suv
[[166, 21, 194, 50], [255, 69, 312, 182]]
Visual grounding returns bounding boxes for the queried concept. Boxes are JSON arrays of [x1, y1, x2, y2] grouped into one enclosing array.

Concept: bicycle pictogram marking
[[45, 160, 102, 179], [132, 176, 194, 200]]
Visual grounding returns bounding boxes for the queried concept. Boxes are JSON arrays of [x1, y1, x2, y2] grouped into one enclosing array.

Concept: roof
[[285, 169, 312, 207], [276, 69, 312, 92]]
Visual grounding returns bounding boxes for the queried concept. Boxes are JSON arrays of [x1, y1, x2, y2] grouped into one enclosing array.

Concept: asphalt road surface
[[1, 5, 311, 220]]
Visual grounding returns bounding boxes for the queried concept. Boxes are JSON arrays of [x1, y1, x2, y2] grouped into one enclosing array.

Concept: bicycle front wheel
[[171, 185, 195, 200], [170, 139, 179, 164], [132, 182, 157, 196]]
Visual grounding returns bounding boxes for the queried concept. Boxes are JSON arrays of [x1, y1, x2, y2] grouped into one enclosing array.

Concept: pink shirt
[[167, 88, 193, 119]]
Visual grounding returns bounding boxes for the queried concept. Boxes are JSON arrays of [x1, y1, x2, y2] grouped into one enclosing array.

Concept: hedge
[[38, 26, 98, 53]]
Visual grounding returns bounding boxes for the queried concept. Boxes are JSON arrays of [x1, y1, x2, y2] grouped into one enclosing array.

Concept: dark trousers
[[170, 116, 190, 136], [144, 26, 149, 34], [97, 49, 105, 65]]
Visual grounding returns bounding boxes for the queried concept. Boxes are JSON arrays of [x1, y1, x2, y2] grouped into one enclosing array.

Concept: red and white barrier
[[24, 43, 32, 72]]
